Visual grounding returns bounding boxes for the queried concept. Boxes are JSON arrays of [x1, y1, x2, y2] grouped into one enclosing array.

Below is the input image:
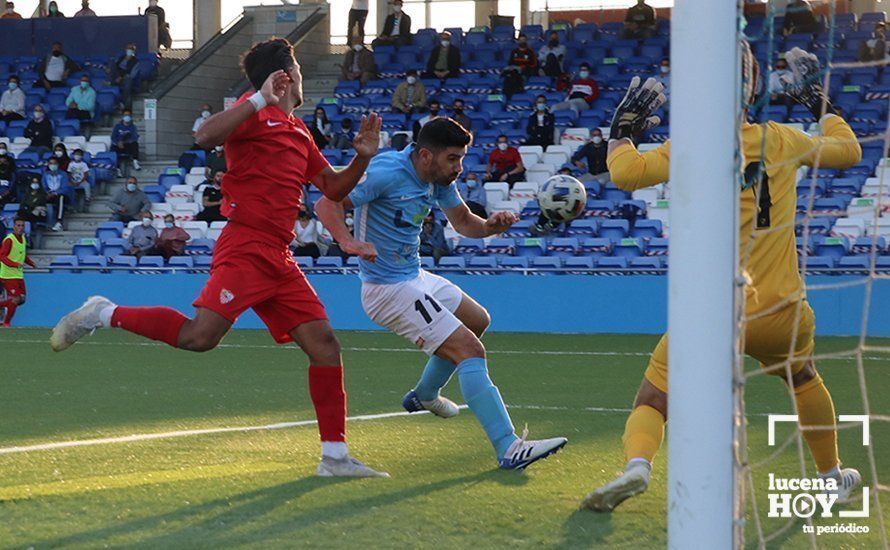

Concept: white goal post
[[667, 0, 740, 548]]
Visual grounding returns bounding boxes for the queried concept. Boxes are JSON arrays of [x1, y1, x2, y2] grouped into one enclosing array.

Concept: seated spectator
[[45, 1, 65, 17], [191, 104, 212, 149], [332, 118, 355, 150], [526, 95, 556, 147], [110, 43, 139, 111], [419, 214, 449, 261], [52, 144, 70, 171], [36, 42, 79, 91], [768, 57, 793, 105], [783, 0, 819, 36], [0, 77, 25, 123], [145, 0, 172, 49], [552, 63, 597, 114], [75, 0, 97, 16], [292, 208, 326, 259], [110, 177, 151, 223], [342, 42, 376, 85], [206, 145, 227, 174], [392, 69, 427, 116], [309, 107, 332, 150], [656, 58, 670, 99], [126, 212, 158, 259], [373, 0, 412, 47], [1, 2, 22, 18], [111, 110, 142, 172], [23, 105, 54, 156], [858, 22, 886, 62], [624, 0, 657, 39], [450, 98, 472, 131], [538, 32, 567, 77], [0, 151, 15, 207], [155, 214, 190, 259], [502, 66, 525, 101], [196, 171, 226, 223], [572, 129, 609, 184], [424, 31, 461, 80], [412, 100, 441, 142], [18, 177, 48, 226], [42, 157, 71, 232], [508, 34, 538, 78], [484, 135, 525, 187], [67, 148, 91, 207], [66, 76, 97, 125], [457, 173, 487, 218]]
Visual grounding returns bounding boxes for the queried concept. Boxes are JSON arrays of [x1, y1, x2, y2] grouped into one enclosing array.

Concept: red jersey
[[222, 93, 331, 246], [489, 147, 522, 173]]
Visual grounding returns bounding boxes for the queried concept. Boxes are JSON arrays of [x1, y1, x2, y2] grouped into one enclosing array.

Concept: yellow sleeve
[[606, 140, 671, 191], [778, 115, 862, 169]]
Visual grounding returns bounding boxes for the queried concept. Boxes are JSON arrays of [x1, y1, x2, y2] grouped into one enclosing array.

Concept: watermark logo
[[765, 415, 870, 536]]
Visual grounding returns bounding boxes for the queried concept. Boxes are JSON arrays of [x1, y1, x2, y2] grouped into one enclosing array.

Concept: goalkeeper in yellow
[[582, 44, 863, 512]]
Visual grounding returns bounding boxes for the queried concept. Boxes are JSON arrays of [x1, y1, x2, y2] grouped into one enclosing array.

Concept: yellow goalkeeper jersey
[[607, 115, 862, 315]]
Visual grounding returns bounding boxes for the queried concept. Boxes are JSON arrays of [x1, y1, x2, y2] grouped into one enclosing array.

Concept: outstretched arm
[[314, 196, 378, 261], [312, 114, 382, 202], [444, 202, 518, 238], [607, 137, 671, 191]]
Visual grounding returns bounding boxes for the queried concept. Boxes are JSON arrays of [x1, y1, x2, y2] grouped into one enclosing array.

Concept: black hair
[[417, 117, 472, 151], [536, 94, 546, 101], [242, 38, 295, 91], [497, 134, 508, 141], [8, 75, 18, 83], [428, 99, 441, 106], [407, 68, 418, 76], [580, 62, 591, 70]]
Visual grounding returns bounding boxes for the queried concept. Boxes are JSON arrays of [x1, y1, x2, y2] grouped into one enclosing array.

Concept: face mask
[[142, 218, 152, 227], [429, 108, 440, 116], [592, 136, 603, 144], [6, 8, 13, 14], [660, 66, 669, 74], [453, 107, 462, 114], [73, 154, 83, 161], [49, 164, 58, 172], [125, 49, 136, 58], [353, 44, 363, 52], [123, 115, 132, 123], [50, 5, 57, 13], [7, 82, 17, 90], [536, 103, 546, 111], [406, 76, 417, 84], [497, 142, 508, 151], [345, 217, 355, 228], [467, 179, 477, 187], [80, 81, 89, 89], [0, 149, 6, 156], [54, 151, 64, 158], [127, 183, 137, 192], [165, 222, 174, 229], [52, 50, 62, 57], [215, 146, 223, 153], [31, 183, 40, 190], [393, 5, 401, 13], [549, 39, 558, 46], [201, 110, 211, 118], [441, 40, 450, 48], [579, 70, 590, 79], [34, 111, 44, 120]]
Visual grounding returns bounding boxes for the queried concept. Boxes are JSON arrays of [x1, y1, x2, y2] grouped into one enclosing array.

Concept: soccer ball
[[537, 175, 587, 223]]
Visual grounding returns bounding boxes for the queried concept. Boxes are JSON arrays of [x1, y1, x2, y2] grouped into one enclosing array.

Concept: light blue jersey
[[349, 145, 463, 284]]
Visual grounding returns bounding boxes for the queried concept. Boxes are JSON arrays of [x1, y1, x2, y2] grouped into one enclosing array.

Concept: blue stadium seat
[[482, 237, 515, 258], [438, 256, 467, 269], [454, 238, 485, 257], [294, 256, 314, 269], [110, 255, 137, 270], [186, 238, 215, 255], [631, 219, 662, 239], [566, 218, 598, 237], [50, 255, 78, 270], [95, 221, 124, 241], [193, 255, 213, 270], [837, 256, 870, 272], [468, 256, 498, 270], [547, 237, 579, 258], [168, 256, 194, 269], [802, 256, 836, 270], [316, 257, 344, 271], [564, 256, 594, 271], [80, 255, 108, 271], [138, 256, 165, 269], [613, 238, 644, 259], [598, 257, 628, 269], [631, 256, 663, 271], [579, 237, 613, 259], [505, 219, 534, 237], [72, 241, 99, 261], [852, 236, 887, 255], [532, 256, 562, 270], [515, 238, 546, 257], [645, 237, 669, 256], [599, 219, 630, 241], [815, 236, 850, 261]]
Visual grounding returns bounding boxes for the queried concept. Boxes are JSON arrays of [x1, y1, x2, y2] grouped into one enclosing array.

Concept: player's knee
[[634, 378, 668, 419], [470, 307, 491, 337], [307, 328, 342, 365], [16, 295, 25, 305], [179, 330, 222, 352], [789, 361, 817, 388]]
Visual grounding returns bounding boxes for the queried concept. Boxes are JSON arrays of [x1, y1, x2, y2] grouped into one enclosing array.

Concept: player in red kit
[[50, 38, 387, 477]]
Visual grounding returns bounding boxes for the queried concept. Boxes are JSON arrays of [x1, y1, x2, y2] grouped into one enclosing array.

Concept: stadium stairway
[[295, 52, 347, 119]]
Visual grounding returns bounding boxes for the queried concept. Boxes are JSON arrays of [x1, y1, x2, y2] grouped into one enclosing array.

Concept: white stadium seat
[[185, 173, 205, 187], [542, 152, 569, 167], [847, 197, 880, 220], [545, 144, 573, 156], [89, 135, 112, 147], [84, 142, 107, 155], [165, 184, 194, 204], [560, 127, 590, 147], [182, 221, 208, 239], [483, 181, 509, 204], [0, 137, 10, 147], [509, 181, 538, 202], [525, 171, 552, 185], [648, 200, 670, 226], [173, 203, 200, 221], [489, 200, 522, 214], [189, 166, 206, 176], [63, 136, 87, 148], [865, 217, 890, 237], [12, 137, 31, 145], [520, 152, 540, 167], [518, 145, 544, 157], [632, 187, 661, 207], [209, 221, 227, 230], [831, 217, 865, 239]]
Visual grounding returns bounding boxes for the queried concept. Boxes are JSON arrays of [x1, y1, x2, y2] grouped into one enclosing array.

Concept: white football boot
[[50, 296, 115, 352], [316, 456, 390, 478], [402, 390, 460, 418], [581, 460, 651, 512], [820, 466, 862, 504], [498, 427, 567, 470]]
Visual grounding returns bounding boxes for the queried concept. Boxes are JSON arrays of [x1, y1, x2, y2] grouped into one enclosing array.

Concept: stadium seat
[[599, 219, 630, 241], [168, 256, 194, 269], [438, 256, 466, 270], [597, 257, 628, 269], [613, 238, 644, 259]]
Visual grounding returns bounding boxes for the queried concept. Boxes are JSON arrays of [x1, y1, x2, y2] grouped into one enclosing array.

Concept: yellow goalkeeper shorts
[[644, 301, 816, 393]]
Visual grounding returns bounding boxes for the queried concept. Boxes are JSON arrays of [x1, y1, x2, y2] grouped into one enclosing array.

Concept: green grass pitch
[[0, 328, 887, 548]]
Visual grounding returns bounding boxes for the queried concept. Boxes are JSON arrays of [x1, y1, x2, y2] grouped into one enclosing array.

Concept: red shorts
[[193, 223, 327, 343], [2, 278, 25, 298]]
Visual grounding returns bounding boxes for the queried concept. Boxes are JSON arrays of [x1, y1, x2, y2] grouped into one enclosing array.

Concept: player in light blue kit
[[316, 118, 567, 470]]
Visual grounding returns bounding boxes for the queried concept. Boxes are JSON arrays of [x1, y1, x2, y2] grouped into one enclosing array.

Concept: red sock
[[110, 306, 189, 348], [309, 365, 347, 442], [0, 300, 17, 325]]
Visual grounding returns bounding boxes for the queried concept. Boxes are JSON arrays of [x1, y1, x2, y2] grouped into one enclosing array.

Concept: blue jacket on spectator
[[457, 179, 486, 207], [112, 121, 139, 144], [42, 169, 73, 201]]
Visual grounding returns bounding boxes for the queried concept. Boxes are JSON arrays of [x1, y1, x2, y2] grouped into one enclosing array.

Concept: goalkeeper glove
[[609, 76, 666, 142], [780, 47, 839, 119]]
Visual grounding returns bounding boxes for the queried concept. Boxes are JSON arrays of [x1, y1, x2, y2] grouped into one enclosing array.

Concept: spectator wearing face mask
[[36, 42, 79, 91], [67, 148, 92, 207], [110, 43, 139, 110], [526, 95, 556, 147], [656, 58, 670, 100], [309, 107, 332, 150], [342, 42, 376, 85], [191, 104, 213, 149], [623, 0, 657, 40], [156, 214, 191, 259], [572, 130, 609, 184], [110, 177, 151, 223], [412, 100, 441, 142], [450, 99, 472, 131], [374, 0, 412, 47], [485, 135, 526, 187], [126, 212, 158, 259], [392, 69, 427, 116], [51, 144, 70, 171], [457, 173, 487, 218], [292, 209, 327, 259], [75, 0, 97, 16], [66, 76, 97, 124], [18, 178, 48, 226], [332, 118, 356, 150], [23, 106, 54, 155], [0, 77, 25, 123], [419, 214, 450, 261], [551, 63, 598, 114], [0, 148, 15, 207], [509, 34, 538, 78], [145, 0, 172, 50], [538, 32, 567, 78], [111, 110, 142, 173], [206, 145, 227, 175], [1, 2, 22, 18], [197, 171, 226, 223], [42, 158, 72, 232], [858, 22, 886, 62], [768, 58, 793, 106], [45, 1, 65, 17], [425, 31, 461, 80]]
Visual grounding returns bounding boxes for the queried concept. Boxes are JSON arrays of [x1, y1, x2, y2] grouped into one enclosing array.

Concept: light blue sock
[[414, 356, 456, 401], [457, 357, 517, 459]]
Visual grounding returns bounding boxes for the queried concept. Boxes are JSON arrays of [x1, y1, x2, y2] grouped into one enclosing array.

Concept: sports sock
[[414, 356, 457, 401], [622, 405, 666, 463], [110, 306, 188, 348], [457, 357, 517, 458], [0, 299, 17, 325], [794, 373, 839, 474], [309, 365, 347, 445]]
